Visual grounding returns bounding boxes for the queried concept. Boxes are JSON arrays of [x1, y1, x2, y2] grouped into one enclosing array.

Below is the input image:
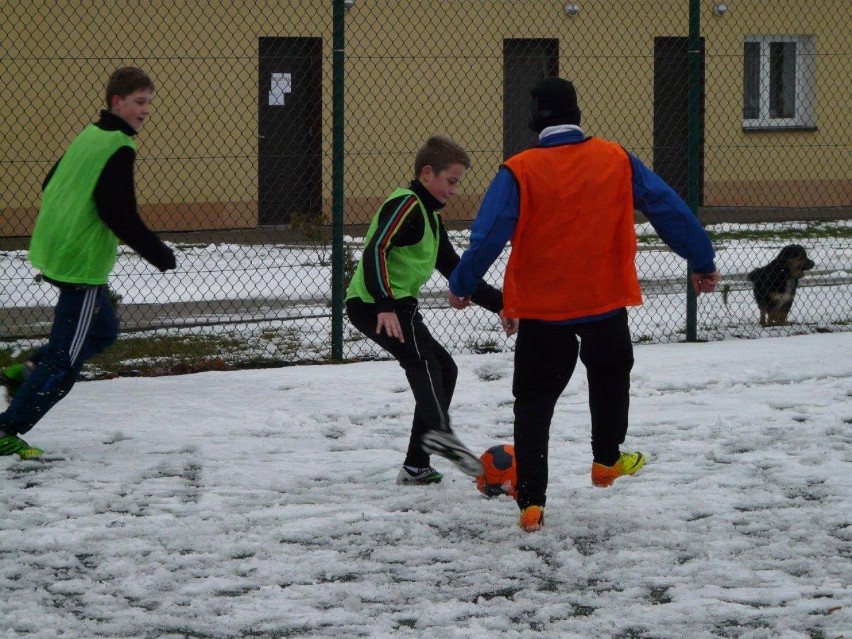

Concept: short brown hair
[[414, 136, 471, 178], [105, 67, 154, 108]]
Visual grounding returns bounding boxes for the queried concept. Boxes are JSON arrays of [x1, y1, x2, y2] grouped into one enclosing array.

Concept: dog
[[747, 244, 815, 326]]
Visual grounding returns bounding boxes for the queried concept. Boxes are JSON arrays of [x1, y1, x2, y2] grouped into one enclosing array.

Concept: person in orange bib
[[449, 77, 720, 532]]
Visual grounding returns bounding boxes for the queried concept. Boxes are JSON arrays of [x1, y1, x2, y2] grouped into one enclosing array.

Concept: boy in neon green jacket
[[347, 136, 504, 484], [0, 67, 176, 459]]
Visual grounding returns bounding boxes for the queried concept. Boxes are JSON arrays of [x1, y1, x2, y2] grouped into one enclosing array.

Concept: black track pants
[[512, 309, 634, 509], [347, 298, 458, 468]]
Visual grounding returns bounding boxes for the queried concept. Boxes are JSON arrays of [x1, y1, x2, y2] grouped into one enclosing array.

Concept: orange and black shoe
[[518, 505, 544, 532], [591, 451, 646, 487]]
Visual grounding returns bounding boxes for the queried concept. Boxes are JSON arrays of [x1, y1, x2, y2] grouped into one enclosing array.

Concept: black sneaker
[[421, 430, 483, 477]]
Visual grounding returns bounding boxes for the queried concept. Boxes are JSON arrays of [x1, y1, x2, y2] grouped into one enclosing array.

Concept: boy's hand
[[500, 310, 519, 336], [691, 270, 721, 296], [159, 249, 177, 272], [448, 292, 471, 309], [152, 246, 176, 272], [376, 311, 404, 342]]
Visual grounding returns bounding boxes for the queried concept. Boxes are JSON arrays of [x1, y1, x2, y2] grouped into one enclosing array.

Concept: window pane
[[743, 41, 760, 119], [769, 41, 796, 118]]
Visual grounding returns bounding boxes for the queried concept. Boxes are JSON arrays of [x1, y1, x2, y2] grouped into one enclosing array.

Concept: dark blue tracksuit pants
[[0, 284, 119, 436]]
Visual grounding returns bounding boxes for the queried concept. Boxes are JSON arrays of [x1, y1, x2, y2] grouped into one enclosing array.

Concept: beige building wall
[[702, 0, 851, 207], [2, 0, 848, 237], [340, 0, 693, 223], [1, 0, 331, 236]]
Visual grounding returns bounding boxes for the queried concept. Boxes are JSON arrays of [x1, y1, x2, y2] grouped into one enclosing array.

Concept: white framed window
[[743, 35, 816, 130]]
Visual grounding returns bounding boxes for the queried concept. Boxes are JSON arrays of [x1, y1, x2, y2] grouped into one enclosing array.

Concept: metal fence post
[[331, 0, 346, 360], [686, 0, 701, 342]]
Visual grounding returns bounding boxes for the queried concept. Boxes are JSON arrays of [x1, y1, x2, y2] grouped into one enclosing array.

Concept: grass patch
[[635, 220, 851, 245], [85, 334, 246, 378], [705, 221, 852, 243], [1, 328, 330, 381]]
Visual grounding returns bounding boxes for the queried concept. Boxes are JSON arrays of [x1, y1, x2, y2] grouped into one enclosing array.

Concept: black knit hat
[[528, 77, 582, 133]]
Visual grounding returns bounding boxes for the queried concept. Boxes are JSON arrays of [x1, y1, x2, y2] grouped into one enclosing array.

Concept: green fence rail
[[2, 0, 849, 372]]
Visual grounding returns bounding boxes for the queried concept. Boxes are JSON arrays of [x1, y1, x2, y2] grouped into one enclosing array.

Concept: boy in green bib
[[346, 136, 505, 484], [0, 67, 176, 459]]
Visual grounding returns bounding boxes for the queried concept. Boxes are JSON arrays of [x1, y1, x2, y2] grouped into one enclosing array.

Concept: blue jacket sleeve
[[449, 166, 519, 297], [629, 153, 717, 273]]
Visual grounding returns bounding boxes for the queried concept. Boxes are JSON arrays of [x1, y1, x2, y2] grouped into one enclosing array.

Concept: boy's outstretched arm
[[628, 152, 718, 279], [94, 147, 175, 271], [436, 221, 503, 313], [448, 167, 519, 300]]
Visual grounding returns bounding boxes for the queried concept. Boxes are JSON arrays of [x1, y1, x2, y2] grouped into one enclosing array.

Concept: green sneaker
[[0, 434, 44, 460], [592, 451, 646, 487], [1, 362, 31, 401]]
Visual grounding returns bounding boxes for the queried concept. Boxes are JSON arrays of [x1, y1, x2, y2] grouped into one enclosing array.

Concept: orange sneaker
[[518, 505, 544, 532], [591, 451, 646, 487]]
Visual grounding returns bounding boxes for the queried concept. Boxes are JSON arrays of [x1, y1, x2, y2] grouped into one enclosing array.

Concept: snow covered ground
[[1, 332, 850, 639]]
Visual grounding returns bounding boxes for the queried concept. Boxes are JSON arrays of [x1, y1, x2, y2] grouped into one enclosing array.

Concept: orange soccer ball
[[476, 444, 517, 499]]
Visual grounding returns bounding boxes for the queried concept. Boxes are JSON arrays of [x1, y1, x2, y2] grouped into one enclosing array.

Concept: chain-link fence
[[2, 1, 850, 370]]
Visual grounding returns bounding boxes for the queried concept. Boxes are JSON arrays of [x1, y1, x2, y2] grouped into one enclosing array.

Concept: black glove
[[155, 247, 177, 272]]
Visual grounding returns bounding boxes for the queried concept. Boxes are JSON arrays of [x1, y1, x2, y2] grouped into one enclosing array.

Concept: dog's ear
[[781, 244, 809, 262]]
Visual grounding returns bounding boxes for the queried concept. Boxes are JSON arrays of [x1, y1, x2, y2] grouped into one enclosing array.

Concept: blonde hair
[[414, 136, 471, 178]]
